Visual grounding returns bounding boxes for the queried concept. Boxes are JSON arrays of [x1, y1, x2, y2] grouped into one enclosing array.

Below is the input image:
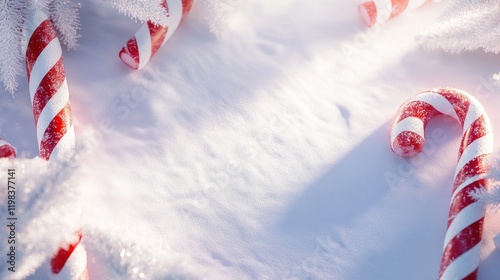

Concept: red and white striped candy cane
[[22, 7, 88, 280], [119, 0, 194, 70], [390, 87, 493, 280], [0, 139, 16, 159], [358, 0, 432, 27]]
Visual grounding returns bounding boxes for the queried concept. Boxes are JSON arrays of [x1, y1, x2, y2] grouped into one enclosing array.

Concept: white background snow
[[1, 0, 500, 279]]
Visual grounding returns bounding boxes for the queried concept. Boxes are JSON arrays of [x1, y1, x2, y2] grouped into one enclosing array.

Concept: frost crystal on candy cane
[[22, 6, 88, 280], [358, 0, 433, 27], [119, 0, 194, 70], [390, 87, 493, 280]]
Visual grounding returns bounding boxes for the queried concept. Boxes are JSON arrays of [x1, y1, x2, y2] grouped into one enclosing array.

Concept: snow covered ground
[[1, 0, 500, 279]]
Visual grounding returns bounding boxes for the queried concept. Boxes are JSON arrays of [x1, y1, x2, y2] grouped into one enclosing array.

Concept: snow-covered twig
[[50, 0, 81, 50], [469, 183, 500, 211], [197, 0, 239, 38]]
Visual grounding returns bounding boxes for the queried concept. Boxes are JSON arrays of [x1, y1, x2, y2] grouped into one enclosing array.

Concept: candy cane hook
[[119, 0, 194, 70], [390, 87, 493, 280]]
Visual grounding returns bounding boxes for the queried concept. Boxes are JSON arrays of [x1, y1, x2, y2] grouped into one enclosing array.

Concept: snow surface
[[1, 0, 500, 279]]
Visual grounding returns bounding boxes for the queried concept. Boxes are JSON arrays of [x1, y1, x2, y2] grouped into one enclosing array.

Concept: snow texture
[[1, 0, 500, 279]]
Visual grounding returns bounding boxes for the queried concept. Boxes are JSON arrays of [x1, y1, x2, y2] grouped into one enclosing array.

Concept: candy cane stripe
[[440, 243, 481, 280], [24, 9, 48, 43], [391, 0, 409, 16], [49, 125, 76, 162], [358, 1, 377, 27], [451, 176, 484, 203], [33, 60, 66, 124], [51, 233, 82, 274], [135, 23, 153, 70], [50, 234, 87, 280], [411, 91, 460, 121], [447, 182, 484, 232], [51, 250, 88, 280], [161, 0, 183, 44], [390, 116, 424, 143], [39, 103, 73, 160], [390, 87, 492, 280], [455, 134, 493, 177], [454, 155, 490, 189], [438, 90, 470, 123], [459, 116, 491, 158], [391, 101, 437, 157], [443, 227, 482, 272], [373, 0, 392, 23], [391, 131, 425, 157], [449, 180, 485, 215], [463, 103, 484, 135], [36, 78, 69, 147], [25, 19, 57, 77], [120, 37, 140, 68], [397, 100, 438, 123], [148, 21, 168, 55], [444, 200, 483, 245], [29, 38, 62, 98]]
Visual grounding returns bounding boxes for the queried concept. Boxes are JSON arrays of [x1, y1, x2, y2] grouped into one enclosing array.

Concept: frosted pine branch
[[418, 0, 500, 53], [50, 0, 81, 50], [0, 0, 51, 93], [196, 0, 239, 38], [98, 0, 169, 25], [469, 183, 500, 211], [27, 0, 51, 11], [0, 0, 27, 93]]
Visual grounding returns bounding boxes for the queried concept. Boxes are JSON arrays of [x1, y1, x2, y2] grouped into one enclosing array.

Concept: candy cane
[[390, 87, 493, 280], [0, 139, 16, 159], [119, 0, 194, 70], [358, 0, 432, 27], [22, 7, 88, 280]]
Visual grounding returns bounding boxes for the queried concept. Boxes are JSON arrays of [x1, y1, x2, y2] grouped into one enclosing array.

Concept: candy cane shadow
[[279, 123, 398, 231], [279, 119, 463, 278]]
